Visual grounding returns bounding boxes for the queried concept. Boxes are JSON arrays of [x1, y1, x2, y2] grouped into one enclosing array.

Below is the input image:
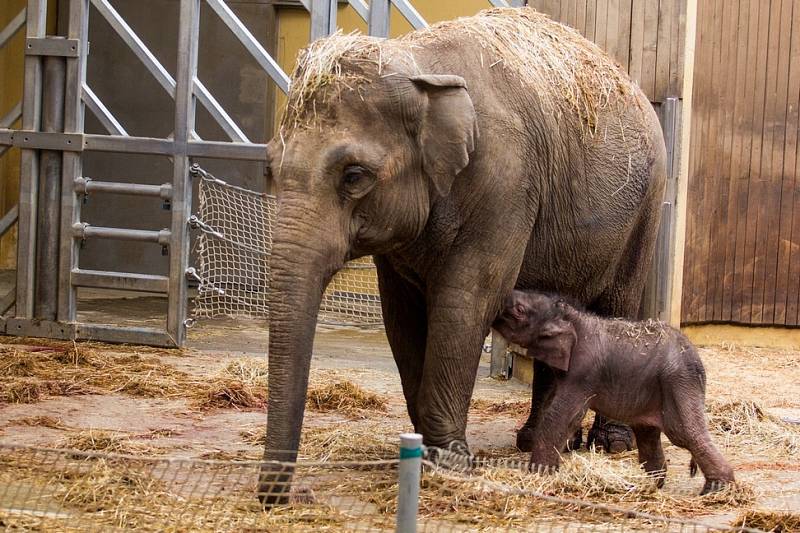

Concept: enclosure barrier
[[190, 165, 384, 326], [0, 439, 778, 532]]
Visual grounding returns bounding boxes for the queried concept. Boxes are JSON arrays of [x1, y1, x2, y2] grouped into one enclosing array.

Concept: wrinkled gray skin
[[259, 23, 666, 503], [493, 290, 735, 494]]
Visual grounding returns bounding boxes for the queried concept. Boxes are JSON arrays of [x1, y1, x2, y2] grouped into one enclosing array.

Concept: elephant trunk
[[258, 201, 340, 506]]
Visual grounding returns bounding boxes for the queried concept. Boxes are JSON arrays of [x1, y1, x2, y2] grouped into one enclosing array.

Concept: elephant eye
[[514, 303, 527, 316], [343, 165, 366, 185]]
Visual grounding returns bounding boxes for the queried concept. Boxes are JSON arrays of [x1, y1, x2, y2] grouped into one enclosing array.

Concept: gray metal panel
[[71, 269, 169, 293], [390, 0, 427, 29], [24, 36, 80, 57]]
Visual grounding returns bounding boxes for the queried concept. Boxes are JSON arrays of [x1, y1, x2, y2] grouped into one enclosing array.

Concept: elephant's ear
[[530, 319, 576, 373], [410, 74, 478, 197]]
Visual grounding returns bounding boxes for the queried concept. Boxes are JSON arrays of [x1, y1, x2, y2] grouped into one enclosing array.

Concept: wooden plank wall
[[528, 0, 686, 102], [682, 0, 800, 326]]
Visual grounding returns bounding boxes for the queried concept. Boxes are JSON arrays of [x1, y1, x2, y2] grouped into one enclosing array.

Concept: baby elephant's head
[[492, 290, 577, 372]]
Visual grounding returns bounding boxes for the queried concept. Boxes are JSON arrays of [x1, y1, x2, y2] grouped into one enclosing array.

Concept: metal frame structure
[[0, 0, 526, 347]]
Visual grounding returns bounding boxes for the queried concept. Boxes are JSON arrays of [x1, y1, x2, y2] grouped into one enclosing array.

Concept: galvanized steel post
[[34, 52, 66, 320], [396, 433, 422, 533]]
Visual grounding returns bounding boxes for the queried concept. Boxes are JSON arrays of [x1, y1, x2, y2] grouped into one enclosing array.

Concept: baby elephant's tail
[[689, 459, 698, 478]]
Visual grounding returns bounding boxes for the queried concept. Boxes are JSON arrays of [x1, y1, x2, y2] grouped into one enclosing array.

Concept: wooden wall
[[528, 0, 686, 103], [682, 0, 800, 326]]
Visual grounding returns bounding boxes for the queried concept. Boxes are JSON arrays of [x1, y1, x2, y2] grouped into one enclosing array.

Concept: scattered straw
[[8, 415, 67, 430], [470, 398, 529, 417], [734, 509, 800, 532], [305, 380, 387, 417], [281, 7, 642, 136], [60, 429, 158, 456], [191, 357, 268, 410], [707, 400, 800, 458]]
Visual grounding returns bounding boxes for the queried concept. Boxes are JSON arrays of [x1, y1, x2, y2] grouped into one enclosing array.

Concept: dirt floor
[[0, 297, 799, 531]]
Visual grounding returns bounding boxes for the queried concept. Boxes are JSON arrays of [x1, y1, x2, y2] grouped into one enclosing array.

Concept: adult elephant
[[259, 7, 666, 504]]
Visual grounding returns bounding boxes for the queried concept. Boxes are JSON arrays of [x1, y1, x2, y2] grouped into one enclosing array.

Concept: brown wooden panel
[[628, 0, 645, 87], [594, 0, 609, 52], [684, 0, 800, 326], [640, 0, 660, 99], [585, 0, 598, 41]]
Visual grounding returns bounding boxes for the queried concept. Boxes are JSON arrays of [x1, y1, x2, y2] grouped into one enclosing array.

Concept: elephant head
[[258, 36, 478, 505]]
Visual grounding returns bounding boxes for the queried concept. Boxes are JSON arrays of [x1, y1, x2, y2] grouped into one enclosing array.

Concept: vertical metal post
[[58, 0, 89, 324], [167, 0, 201, 346], [16, 0, 48, 318], [368, 0, 390, 37], [396, 433, 422, 533], [310, 0, 335, 41], [34, 53, 66, 320], [489, 330, 510, 379]]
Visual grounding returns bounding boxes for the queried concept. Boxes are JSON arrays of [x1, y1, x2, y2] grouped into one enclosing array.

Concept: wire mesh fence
[[190, 165, 383, 327], [1, 441, 791, 532]]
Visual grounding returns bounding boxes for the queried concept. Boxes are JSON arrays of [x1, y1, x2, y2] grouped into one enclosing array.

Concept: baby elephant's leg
[[528, 387, 587, 473], [663, 395, 734, 494], [632, 426, 667, 488]]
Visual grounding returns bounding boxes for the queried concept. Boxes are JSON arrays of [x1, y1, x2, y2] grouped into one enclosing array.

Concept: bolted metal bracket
[[25, 37, 81, 57]]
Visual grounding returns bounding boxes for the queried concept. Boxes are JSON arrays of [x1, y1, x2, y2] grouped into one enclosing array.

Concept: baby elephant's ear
[[531, 319, 576, 372]]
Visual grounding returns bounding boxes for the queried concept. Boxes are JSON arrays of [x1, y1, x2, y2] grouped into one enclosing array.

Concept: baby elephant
[[493, 290, 734, 494]]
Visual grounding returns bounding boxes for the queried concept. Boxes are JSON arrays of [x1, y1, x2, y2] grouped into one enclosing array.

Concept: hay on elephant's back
[[281, 7, 640, 134]]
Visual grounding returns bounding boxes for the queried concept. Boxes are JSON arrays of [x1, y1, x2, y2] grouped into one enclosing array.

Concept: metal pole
[[16, 0, 48, 319], [368, 0, 390, 37], [34, 53, 66, 320], [310, 0, 335, 41], [58, 0, 89, 324], [489, 330, 510, 379], [166, 0, 201, 346], [396, 433, 422, 533]]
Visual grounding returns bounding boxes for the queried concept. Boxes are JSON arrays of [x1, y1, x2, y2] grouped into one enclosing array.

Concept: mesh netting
[[190, 166, 382, 326], [0, 443, 776, 532]]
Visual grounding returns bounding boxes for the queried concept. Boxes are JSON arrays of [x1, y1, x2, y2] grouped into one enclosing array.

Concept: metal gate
[[0, 0, 525, 347]]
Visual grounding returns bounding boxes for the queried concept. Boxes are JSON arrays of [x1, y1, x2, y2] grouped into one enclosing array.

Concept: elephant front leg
[[528, 386, 587, 472], [374, 257, 427, 430], [517, 359, 556, 452]]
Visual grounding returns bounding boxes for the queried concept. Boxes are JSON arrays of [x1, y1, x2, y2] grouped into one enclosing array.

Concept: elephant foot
[[257, 464, 294, 508], [426, 440, 475, 471], [587, 416, 636, 453], [700, 479, 732, 495], [516, 427, 535, 452]]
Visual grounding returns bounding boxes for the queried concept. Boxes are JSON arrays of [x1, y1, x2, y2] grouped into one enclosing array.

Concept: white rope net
[[190, 166, 383, 326]]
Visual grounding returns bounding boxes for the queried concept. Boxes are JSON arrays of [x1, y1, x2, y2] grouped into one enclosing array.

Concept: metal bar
[[0, 206, 19, 237], [346, 0, 369, 23], [187, 139, 266, 161], [7, 130, 83, 151], [0, 103, 23, 129], [74, 324, 177, 347], [167, 0, 201, 346], [17, 0, 48, 319], [34, 54, 66, 321], [72, 223, 171, 245], [204, 0, 290, 93], [25, 36, 80, 57], [390, 0, 427, 29], [368, 0, 390, 37], [82, 84, 128, 136], [310, 0, 335, 41], [3, 319, 177, 347], [489, 331, 510, 379], [58, 0, 89, 324], [71, 269, 169, 293], [0, 102, 23, 158], [396, 433, 423, 533], [0, 8, 26, 49], [0, 286, 16, 316], [74, 177, 172, 199], [83, 134, 174, 155], [193, 78, 249, 142], [90, 0, 177, 97]]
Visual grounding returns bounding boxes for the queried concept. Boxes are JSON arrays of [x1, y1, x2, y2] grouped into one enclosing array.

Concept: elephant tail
[[689, 459, 698, 478]]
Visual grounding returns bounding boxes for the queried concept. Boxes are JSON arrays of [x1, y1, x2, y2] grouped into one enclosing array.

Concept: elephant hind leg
[[633, 426, 667, 488], [662, 393, 735, 494]]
